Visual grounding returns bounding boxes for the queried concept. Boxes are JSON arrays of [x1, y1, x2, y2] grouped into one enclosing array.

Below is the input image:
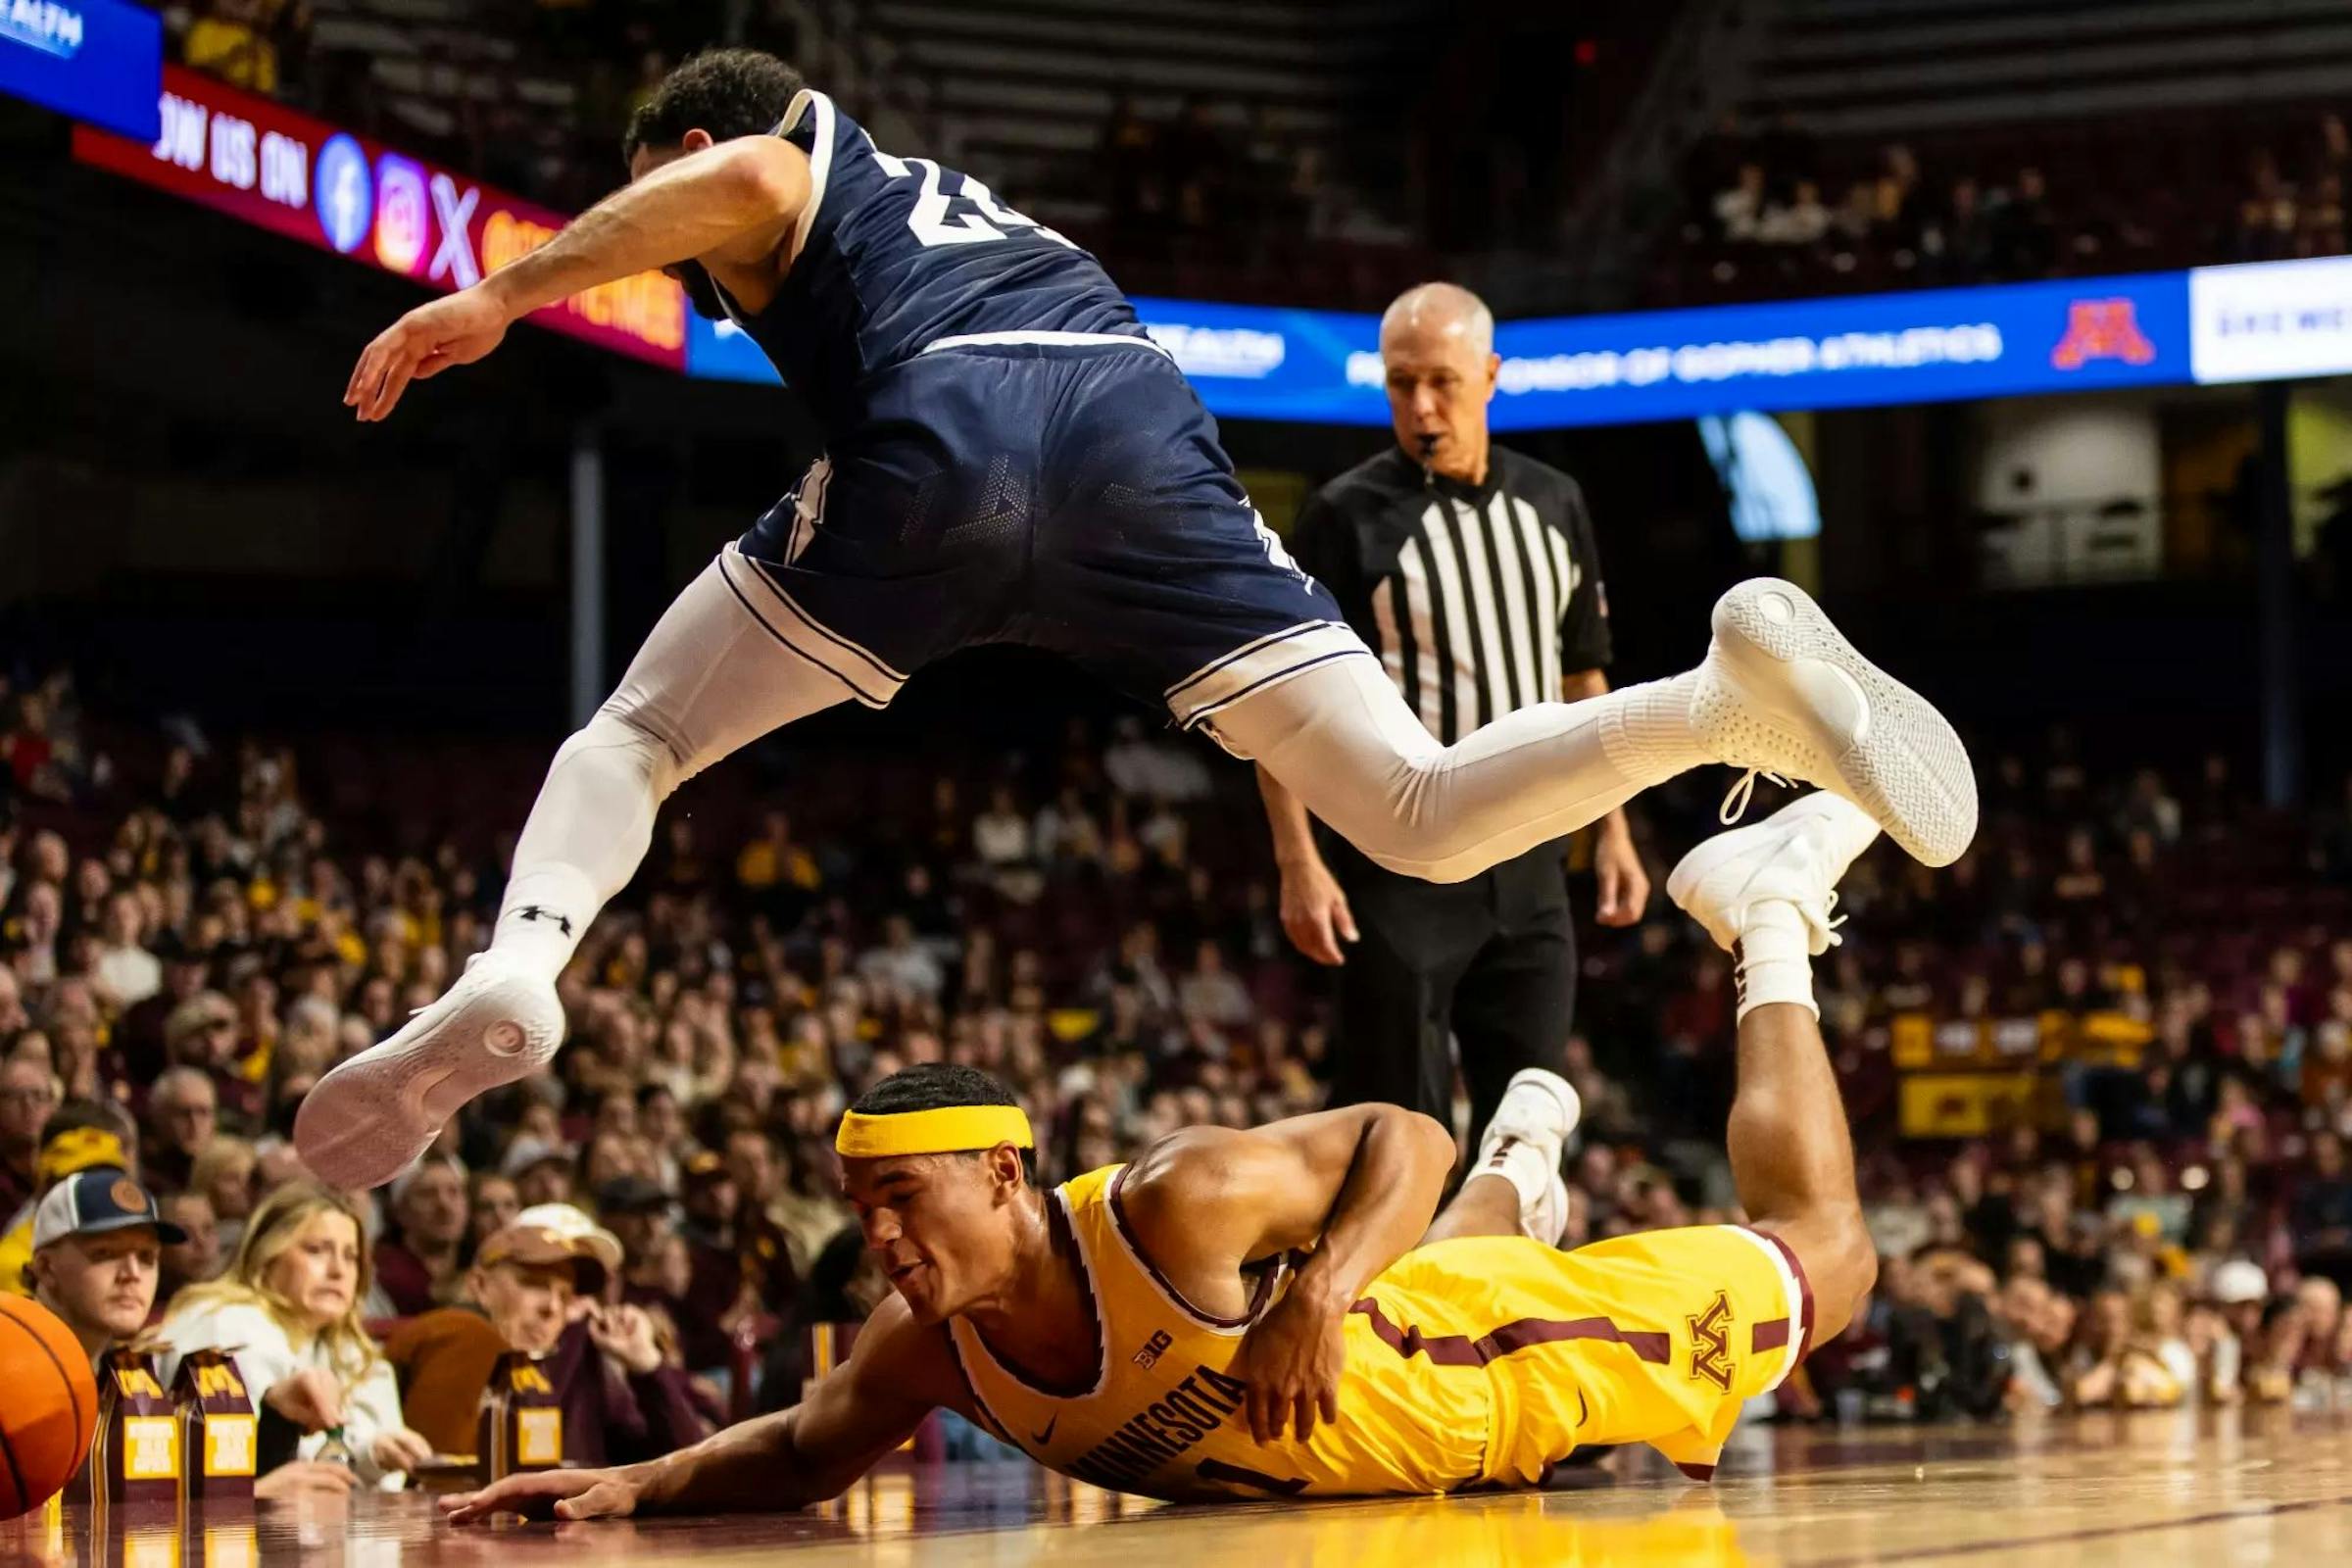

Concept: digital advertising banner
[[71, 66, 689, 369], [0, 0, 159, 142], [57, 69, 2352, 427]]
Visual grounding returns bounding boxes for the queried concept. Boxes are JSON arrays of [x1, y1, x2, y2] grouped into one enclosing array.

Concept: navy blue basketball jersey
[[717, 90, 1149, 441]]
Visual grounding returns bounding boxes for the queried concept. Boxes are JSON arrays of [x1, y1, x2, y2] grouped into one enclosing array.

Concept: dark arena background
[[6, 1, 2352, 1563]]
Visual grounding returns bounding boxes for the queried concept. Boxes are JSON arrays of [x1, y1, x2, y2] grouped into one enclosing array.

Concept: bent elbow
[[723, 139, 809, 226], [1400, 1108, 1459, 1171]]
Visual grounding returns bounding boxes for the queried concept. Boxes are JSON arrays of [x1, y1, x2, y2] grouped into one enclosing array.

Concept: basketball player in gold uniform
[[446, 790, 1890, 1512]]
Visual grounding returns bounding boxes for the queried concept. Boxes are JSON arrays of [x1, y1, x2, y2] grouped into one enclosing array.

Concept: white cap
[[2209, 1258, 2270, 1305]]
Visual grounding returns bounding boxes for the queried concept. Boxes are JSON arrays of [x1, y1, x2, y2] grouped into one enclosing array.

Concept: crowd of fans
[[4, 654, 2352, 1492], [1660, 108, 2352, 306]]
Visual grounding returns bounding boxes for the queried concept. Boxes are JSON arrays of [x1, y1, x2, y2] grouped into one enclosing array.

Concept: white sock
[[1596, 670, 1707, 779], [1470, 1138, 1554, 1223], [1732, 902, 1817, 1021], [492, 865, 602, 977]]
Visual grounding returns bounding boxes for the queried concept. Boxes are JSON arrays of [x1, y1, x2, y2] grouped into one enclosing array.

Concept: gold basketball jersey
[[946, 1164, 1493, 1500]]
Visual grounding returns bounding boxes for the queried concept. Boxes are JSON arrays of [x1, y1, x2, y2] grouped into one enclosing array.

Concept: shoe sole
[[1706, 579, 1977, 867], [293, 973, 564, 1191]]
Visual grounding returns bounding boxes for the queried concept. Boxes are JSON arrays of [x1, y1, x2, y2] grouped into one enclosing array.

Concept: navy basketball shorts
[[727, 339, 1370, 732]]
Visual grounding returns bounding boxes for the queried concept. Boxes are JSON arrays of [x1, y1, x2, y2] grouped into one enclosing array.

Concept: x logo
[[430, 173, 481, 287]]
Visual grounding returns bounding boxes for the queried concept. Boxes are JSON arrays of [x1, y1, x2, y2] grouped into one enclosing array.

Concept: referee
[[1257, 281, 1647, 1151]]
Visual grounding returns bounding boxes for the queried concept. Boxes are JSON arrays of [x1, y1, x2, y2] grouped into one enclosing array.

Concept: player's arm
[[345, 136, 808, 421], [441, 1293, 958, 1522], [1255, 490, 1359, 966], [1121, 1104, 1456, 1442]]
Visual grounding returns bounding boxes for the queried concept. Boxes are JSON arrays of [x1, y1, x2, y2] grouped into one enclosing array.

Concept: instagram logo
[[373, 154, 429, 274]]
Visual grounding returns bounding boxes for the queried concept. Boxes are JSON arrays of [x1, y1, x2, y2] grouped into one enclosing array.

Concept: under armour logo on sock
[[1488, 1136, 1521, 1168], [514, 905, 575, 938]]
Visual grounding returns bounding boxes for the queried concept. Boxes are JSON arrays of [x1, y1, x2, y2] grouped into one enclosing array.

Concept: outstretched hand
[[441, 1465, 645, 1524], [345, 286, 513, 422]]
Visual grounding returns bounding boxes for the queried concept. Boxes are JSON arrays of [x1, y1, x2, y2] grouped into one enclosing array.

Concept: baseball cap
[[595, 1175, 671, 1216], [500, 1136, 575, 1179], [2209, 1258, 2270, 1305], [476, 1203, 624, 1280], [33, 1170, 188, 1250]]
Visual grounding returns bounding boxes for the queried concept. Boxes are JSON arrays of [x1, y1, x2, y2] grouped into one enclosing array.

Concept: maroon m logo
[[1687, 1291, 1736, 1393]]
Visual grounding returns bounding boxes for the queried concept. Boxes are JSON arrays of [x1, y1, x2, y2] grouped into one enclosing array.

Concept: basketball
[[0, 1296, 99, 1519]]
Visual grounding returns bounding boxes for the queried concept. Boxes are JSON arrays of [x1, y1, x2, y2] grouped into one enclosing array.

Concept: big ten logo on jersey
[[92, 1348, 181, 1504], [173, 1349, 257, 1500], [864, 134, 1074, 252], [477, 1350, 563, 1483]]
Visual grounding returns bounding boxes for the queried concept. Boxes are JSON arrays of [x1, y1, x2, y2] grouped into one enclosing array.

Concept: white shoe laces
[[1718, 769, 1792, 826]]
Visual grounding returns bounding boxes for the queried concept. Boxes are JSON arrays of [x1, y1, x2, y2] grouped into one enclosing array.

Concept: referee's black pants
[[1322, 833, 1577, 1155]]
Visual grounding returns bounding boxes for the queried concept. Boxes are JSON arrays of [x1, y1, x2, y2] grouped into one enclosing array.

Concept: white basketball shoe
[[293, 950, 565, 1191], [1691, 578, 1976, 868], [1471, 1068, 1582, 1246], [1666, 790, 1883, 959]]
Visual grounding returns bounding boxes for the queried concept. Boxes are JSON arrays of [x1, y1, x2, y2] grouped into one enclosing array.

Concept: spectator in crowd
[[371, 1154, 471, 1317], [0, 1103, 141, 1298], [190, 1136, 258, 1255], [157, 1189, 222, 1305], [144, 1065, 220, 1195], [383, 1203, 710, 1464], [157, 1183, 434, 1490], [25, 1168, 183, 1362], [0, 1054, 57, 1216], [468, 1171, 521, 1250]]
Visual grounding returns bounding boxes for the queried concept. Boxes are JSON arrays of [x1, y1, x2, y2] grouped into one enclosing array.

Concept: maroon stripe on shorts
[[1675, 1461, 1717, 1482], [1753, 1318, 1791, 1353], [1349, 1297, 1672, 1367], [1749, 1228, 1817, 1364]]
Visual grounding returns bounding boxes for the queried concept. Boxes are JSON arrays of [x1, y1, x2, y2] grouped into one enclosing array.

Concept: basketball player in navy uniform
[[302, 50, 1978, 1190]]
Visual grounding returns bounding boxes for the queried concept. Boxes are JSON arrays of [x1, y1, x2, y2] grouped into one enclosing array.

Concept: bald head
[[1380, 282, 1494, 362], [1378, 282, 1498, 483]]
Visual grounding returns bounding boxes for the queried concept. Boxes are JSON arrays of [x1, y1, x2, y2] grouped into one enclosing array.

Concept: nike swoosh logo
[[1031, 1415, 1058, 1445]]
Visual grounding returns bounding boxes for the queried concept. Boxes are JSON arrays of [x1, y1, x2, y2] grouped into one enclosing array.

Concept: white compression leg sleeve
[[492, 546, 861, 975], [1210, 654, 1711, 884]]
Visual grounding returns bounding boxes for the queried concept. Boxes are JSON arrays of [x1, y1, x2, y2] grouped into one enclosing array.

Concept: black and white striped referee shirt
[[1290, 445, 1611, 745]]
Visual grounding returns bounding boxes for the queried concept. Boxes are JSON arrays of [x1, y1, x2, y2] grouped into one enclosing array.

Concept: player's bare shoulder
[[1114, 1125, 1273, 1261]]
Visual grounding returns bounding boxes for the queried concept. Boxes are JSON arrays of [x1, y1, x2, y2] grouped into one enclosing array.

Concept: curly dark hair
[[620, 48, 808, 165]]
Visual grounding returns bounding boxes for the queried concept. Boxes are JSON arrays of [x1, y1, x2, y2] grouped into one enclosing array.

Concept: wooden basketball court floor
[[9, 1412, 2351, 1567]]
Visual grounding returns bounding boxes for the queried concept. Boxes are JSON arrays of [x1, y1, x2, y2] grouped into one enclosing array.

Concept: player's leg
[[1203, 577, 1976, 879], [1666, 791, 1886, 1345], [296, 545, 863, 1188]]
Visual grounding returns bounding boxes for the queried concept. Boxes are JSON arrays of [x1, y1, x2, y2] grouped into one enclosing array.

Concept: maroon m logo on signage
[[1688, 1291, 1736, 1393]]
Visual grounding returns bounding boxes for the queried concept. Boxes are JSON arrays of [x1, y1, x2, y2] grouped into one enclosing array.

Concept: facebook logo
[[314, 133, 369, 255]]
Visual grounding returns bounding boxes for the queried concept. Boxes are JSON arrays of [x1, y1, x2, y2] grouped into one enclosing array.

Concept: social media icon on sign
[[314, 135, 371, 255], [374, 154, 430, 274]]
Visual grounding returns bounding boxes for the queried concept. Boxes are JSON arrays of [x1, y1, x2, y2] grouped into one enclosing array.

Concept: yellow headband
[[835, 1105, 1034, 1158]]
